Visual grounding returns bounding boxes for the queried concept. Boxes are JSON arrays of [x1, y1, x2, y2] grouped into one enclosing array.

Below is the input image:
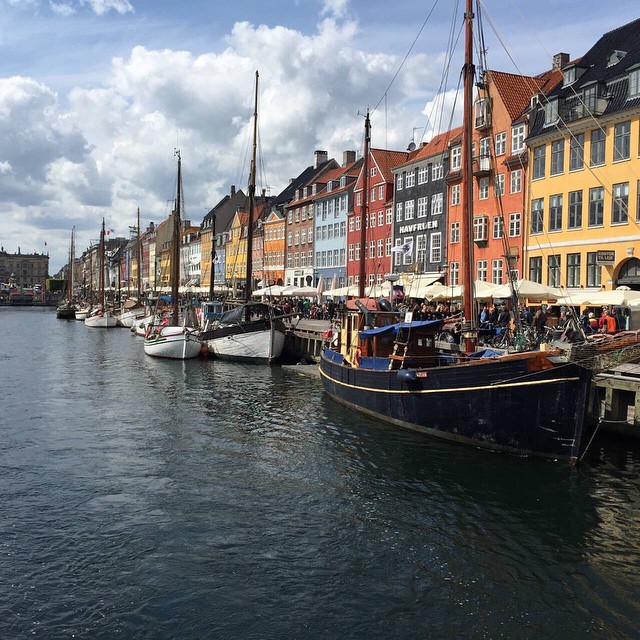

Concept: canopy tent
[[398, 273, 442, 298], [251, 284, 287, 297], [556, 288, 640, 307], [489, 279, 562, 301]]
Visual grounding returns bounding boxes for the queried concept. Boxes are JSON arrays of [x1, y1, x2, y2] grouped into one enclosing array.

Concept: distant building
[[0, 248, 49, 287]]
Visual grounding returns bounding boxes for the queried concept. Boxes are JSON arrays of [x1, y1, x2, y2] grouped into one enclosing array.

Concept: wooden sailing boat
[[317, 0, 594, 462], [56, 227, 77, 319], [144, 151, 203, 359], [85, 219, 117, 328], [201, 71, 287, 363]]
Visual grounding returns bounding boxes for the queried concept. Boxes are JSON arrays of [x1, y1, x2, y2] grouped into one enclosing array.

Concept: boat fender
[[144, 325, 152, 339], [353, 348, 361, 368], [397, 369, 417, 383]]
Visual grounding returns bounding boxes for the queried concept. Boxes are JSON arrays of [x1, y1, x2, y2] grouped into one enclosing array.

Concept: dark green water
[[1, 307, 639, 639]]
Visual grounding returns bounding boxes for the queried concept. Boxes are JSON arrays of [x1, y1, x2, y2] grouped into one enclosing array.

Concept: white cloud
[[49, 2, 76, 16]]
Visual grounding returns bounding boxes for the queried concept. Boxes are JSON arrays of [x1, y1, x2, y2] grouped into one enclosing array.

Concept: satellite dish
[[407, 141, 416, 152]]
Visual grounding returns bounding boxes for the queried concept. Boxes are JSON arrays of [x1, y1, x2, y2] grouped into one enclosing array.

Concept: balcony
[[472, 155, 492, 177]]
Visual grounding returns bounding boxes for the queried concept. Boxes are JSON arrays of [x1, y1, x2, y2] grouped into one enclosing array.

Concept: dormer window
[[303, 187, 308, 198], [295, 189, 300, 200], [340, 176, 346, 188], [629, 67, 640, 99], [607, 50, 627, 67], [370, 167, 377, 177], [544, 98, 559, 125], [327, 181, 333, 192], [563, 67, 576, 86]]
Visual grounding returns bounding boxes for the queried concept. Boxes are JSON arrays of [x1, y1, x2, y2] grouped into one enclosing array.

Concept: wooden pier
[[591, 363, 640, 437]]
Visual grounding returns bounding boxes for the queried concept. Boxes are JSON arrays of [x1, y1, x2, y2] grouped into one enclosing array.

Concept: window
[[369, 240, 375, 259], [630, 68, 640, 98], [590, 129, 605, 166], [431, 193, 443, 215], [393, 239, 402, 266], [493, 216, 504, 239], [451, 184, 460, 206], [588, 187, 604, 226], [405, 171, 415, 188], [369, 213, 376, 228], [568, 190, 583, 229], [586, 252, 601, 287], [495, 174, 505, 197], [378, 211, 383, 226], [377, 239, 384, 257], [511, 124, 525, 153], [432, 163, 443, 180], [386, 208, 393, 225], [614, 121, 631, 161], [348, 218, 354, 232], [295, 208, 300, 222], [533, 145, 546, 179], [395, 202, 403, 222], [403, 238, 413, 265], [548, 255, 561, 288], [567, 253, 581, 288], [475, 98, 491, 128], [544, 98, 559, 125], [495, 132, 506, 156], [416, 235, 427, 266], [371, 167, 377, 177], [287, 232, 292, 246], [549, 194, 563, 231], [357, 192, 361, 206], [570, 133, 584, 171], [450, 221, 460, 244], [417, 196, 428, 217], [612, 182, 629, 224], [355, 243, 360, 260], [370, 188, 376, 202], [477, 260, 488, 281], [551, 140, 564, 175], [510, 169, 522, 194], [508, 212, 521, 237], [531, 198, 544, 234], [405, 200, 415, 220], [385, 238, 391, 256], [479, 137, 490, 162], [449, 261, 459, 286], [430, 233, 442, 263], [355, 215, 361, 230], [378, 185, 384, 201], [418, 165, 428, 184], [479, 178, 489, 200], [450, 145, 461, 171], [491, 259, 503, 285], [529, 256, 542, 283], [348, 244, 354, 261], [473, 216, 488, 241], [396, 174, 403, 190]]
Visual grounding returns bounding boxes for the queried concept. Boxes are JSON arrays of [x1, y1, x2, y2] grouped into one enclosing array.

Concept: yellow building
[[525, 20, 640, 292], [225, 210, 248, 284]]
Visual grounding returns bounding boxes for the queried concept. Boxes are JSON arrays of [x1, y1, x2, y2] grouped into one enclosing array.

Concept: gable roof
[[490, 70, 562, 121], [202, 188, 248, 233], [397, 126, 464, 169]]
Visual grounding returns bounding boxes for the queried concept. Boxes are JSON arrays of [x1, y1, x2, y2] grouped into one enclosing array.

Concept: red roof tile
[[490, 69, 562, 121]]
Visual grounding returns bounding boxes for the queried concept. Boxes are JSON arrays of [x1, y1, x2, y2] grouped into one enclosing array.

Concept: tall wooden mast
[[245, 70, 259, 303], [136, 206, 142, 298], [172, 150, 182, 326], [358, 110, 371, 299]]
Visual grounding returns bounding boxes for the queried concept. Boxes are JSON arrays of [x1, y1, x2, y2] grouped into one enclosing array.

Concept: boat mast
[[358, 110, 371, 299], [137, 206, 142, 298], [172, 150, 182, 326], [461, 0, 477, 349], [69, 227, 75, 303], [99, 219, 105, 309], [209, 212, 216, 300], [245, 70, 259, 303]]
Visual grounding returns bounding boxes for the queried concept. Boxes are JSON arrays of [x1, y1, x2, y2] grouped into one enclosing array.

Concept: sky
[[0, 0, 638, 272]]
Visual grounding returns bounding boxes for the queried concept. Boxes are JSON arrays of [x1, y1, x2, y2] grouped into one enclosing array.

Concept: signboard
[[596, 250, 615, 265]]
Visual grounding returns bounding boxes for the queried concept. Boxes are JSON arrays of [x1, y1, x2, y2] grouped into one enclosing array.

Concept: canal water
[[1, 307, 639, 639]]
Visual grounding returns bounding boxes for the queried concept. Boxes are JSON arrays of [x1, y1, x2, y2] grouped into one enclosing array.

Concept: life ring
[[353, 347, 361, 368]]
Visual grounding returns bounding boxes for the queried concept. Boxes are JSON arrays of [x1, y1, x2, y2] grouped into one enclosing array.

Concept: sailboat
[[85, 219, 117, 328], [116, 207, 146, 328], [56, 227, 77, 319], [317, 0, 595, 463], [201, 71, 287, 363], [144, 151, 203, 359]]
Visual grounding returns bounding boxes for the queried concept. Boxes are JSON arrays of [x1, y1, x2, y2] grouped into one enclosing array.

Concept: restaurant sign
[[596, 250, 615, 265]]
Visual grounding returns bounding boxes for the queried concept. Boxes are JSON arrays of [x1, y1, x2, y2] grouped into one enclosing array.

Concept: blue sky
[[0, 0, 638, 271]]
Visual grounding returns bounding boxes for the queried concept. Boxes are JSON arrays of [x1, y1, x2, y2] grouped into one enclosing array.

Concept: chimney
[[552, 52, 570, 70], [342, 150, 356, 166], [314, 150, 328, 168], [230, 185, 236, 195]]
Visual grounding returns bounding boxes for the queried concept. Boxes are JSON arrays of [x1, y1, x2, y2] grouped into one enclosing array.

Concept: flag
[[391, 238, 414, 256], [106, 228, 115, 236]]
